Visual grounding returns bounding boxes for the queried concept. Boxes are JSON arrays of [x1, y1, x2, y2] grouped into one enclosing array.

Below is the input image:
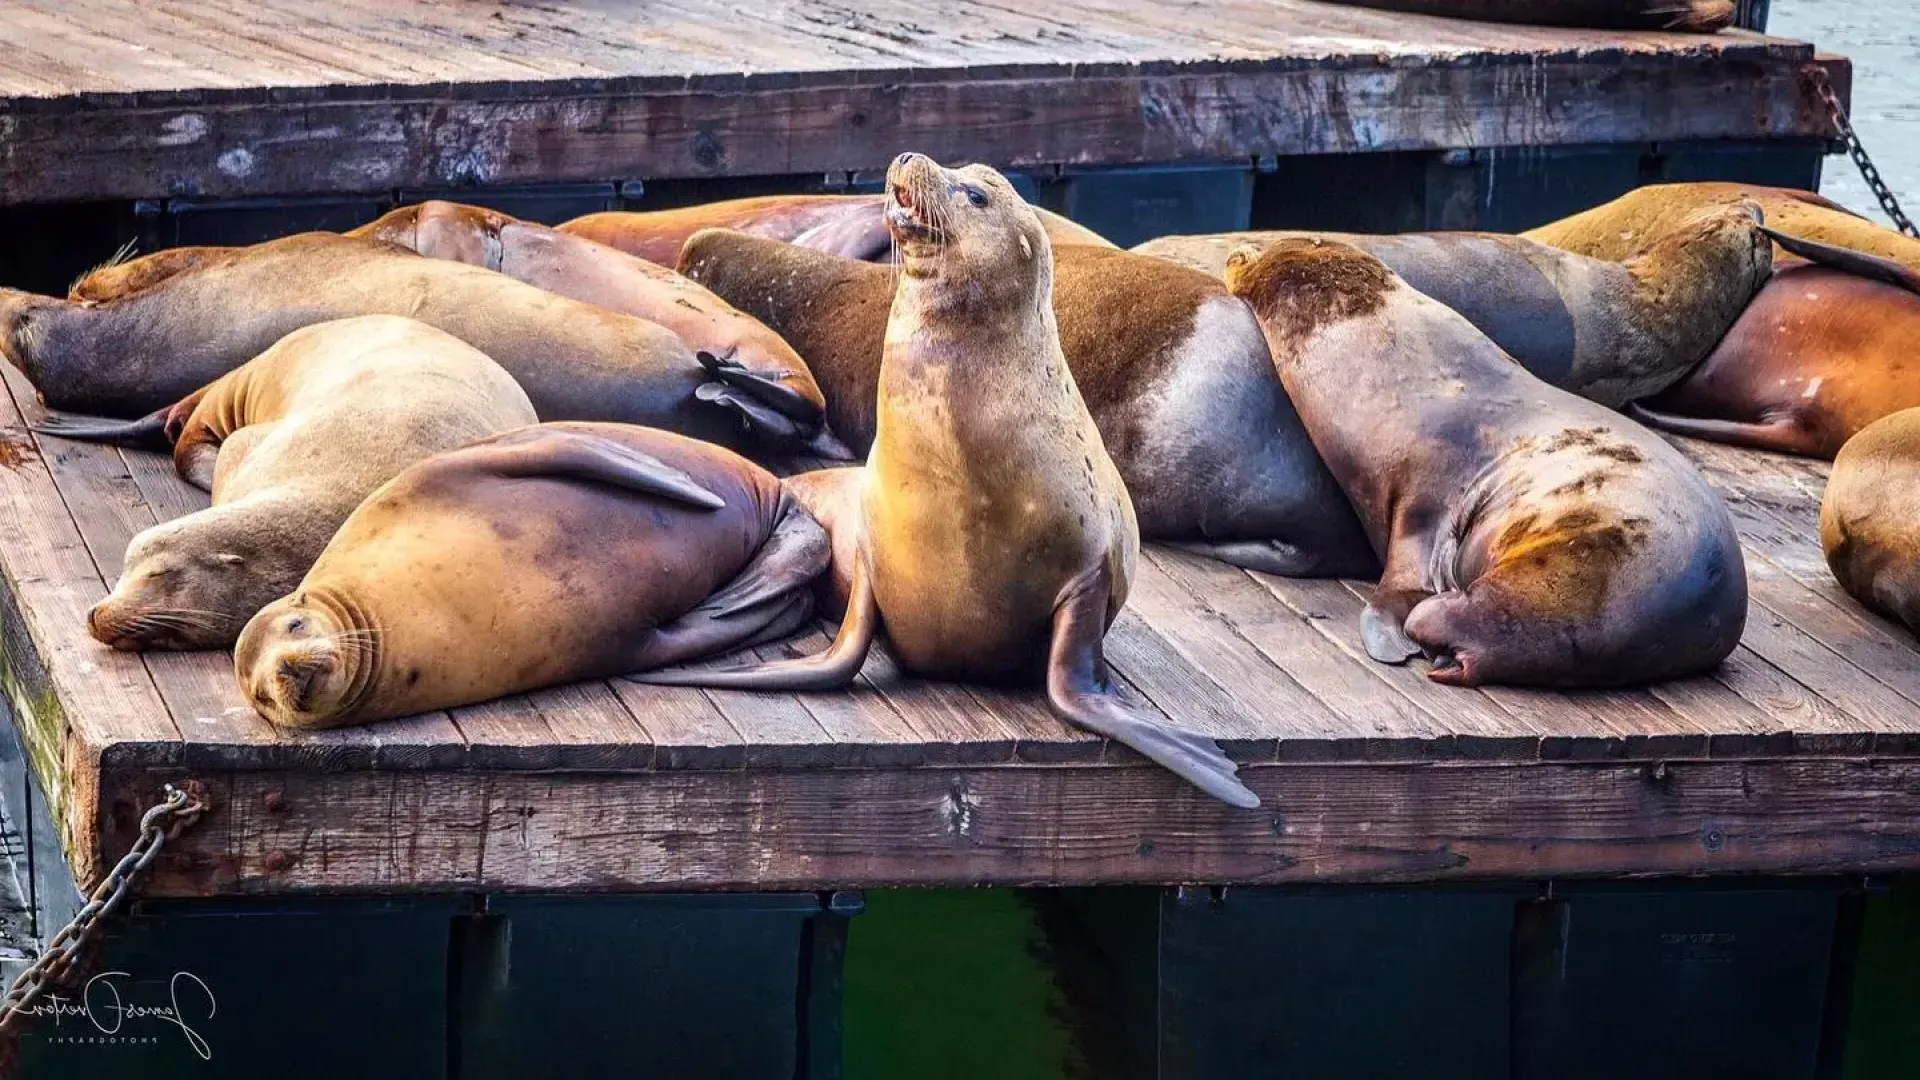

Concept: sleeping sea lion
[[0, 232, 840, 459], [1822, 409, 1920, 634], [1133, 207, 1773, 407], [234, 423, 828, 729], [1227, 238, 1747, 687], [638, 153, 1257, 807], [677, 228, 1374, 577], [1526, 182, 1920, 273], [1321, 0, 1731, 29], [559, 192, 1114, 266], [67, 315, 537, 651]]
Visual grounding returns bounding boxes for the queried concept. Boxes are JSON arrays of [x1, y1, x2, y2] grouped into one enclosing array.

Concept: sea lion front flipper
[[1046, 566, 1259, 809], [1760, 227, 1920, 296], [31, 407, 174, 449], [1361, 587, 1426, 665], [630, 550, 880, 691], [1624, 402, 1826, 457], [478, 427, 726, 510], [1165, 539, 1378, 579]]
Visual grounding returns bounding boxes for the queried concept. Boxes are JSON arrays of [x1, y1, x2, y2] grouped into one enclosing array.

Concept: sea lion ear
[[213, 552, 245, 568], [1018, 234, 1033, 260]]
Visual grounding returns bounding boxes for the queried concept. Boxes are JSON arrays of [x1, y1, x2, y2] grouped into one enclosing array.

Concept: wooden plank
[[524, 681, 655, 772], [607, 679, 742, 771], [123, 757, 1920, 894], [757, 629, 930, 768]]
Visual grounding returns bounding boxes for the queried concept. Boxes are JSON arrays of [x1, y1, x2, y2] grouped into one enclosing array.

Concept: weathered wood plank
[[122, 758, 1920, 894]]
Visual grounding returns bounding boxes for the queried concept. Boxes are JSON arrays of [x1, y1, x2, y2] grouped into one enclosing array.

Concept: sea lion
[[0, 231, 840, 459], [677, 228, 1375, 577], [1630, 248, 1920, 458], [68, 315, 537, 651], [1526, 182, 1920, 273], [1133, 207, 1774, 407], [1320, 0, 1732, 29], [1226, 238, 1747, 687], [559, 192, 1114, 266], [1822, 409, 1920, 634], [638, 153, 1257, 807], [234, 423, 828, 729]]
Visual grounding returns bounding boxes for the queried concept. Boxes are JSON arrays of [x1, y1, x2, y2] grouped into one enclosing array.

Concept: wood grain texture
[[0, 0, 1848, 204]]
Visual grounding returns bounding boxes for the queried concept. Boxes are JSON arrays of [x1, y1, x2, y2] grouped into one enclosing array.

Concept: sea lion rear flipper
[[1624, 402, 1826, 457], [480, 428, 726, 510], [698, 350, 830, 426], [630, 551, 880, 690], [1760, 226, 1920, 296], [1047, 566, 1259, 809]]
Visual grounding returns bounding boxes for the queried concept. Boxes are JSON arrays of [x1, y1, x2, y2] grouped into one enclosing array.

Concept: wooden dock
[[0, 0, 1847, 207], [6, 351, 1920, 897]]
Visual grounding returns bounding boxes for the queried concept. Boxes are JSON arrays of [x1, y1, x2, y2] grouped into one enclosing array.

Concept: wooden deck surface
[[0, 0, 1847, 205], [6, 346, 1920, 895]]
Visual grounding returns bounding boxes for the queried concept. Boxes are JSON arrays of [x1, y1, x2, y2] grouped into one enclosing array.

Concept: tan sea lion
[[1322, 0, 1732, 29], [639, 153, 1256, 807], [678, 229, 1374, 577], [0, 232, 841, 459], [1227, 238, 1747, 687], [559, 192, 1114, 265], [1822, 409, 1920, 633], [234, 423, 828, 729], [1133, 209, 1774, 407], [1526, 182, 1920, 273], [1630, 246, 1920, 459], [62, 315, 537, 651]]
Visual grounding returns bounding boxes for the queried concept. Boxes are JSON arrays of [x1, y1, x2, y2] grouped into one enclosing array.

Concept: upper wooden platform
[[0, 0, 1847, 206], [5, 348, 1920, 897]]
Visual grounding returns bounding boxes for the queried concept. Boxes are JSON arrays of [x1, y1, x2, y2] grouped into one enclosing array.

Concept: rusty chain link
[[0, 784, 206, 1057], [1806, 65, 1917, 238]]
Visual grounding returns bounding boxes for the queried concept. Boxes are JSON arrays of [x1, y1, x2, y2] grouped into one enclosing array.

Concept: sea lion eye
[[963, 187, 987, 208], [287, 618, 306, 633]]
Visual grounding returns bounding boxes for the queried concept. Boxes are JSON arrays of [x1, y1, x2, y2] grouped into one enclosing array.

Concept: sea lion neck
[[302, 584, 386, 725]]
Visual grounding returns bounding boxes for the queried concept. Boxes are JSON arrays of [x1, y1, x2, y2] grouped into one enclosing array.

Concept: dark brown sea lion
[[1526, 182, 1920, 273], [0, 231, 840, 458], [678, 229, 1374, 577], [234, 423, 828, 728], [559, 192, 1114, 266], [1322, 0, 1732, 29], [1630, 249, 1920, 459], [640, 153, 1256, 807], [1227, 238, 1747, 687], [1822, 409, 1920, 633], [66, 316, 537, 651], [1133, 208, 1773, 407]]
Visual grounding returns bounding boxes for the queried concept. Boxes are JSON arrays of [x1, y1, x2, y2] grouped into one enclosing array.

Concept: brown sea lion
[[639, 153, 1256, 807], [63, 316, 537, 651], [0, 231, 841, 459], [1227, 238, 1747, 687], [1630, 247, 1920, 459], [1133, 208, 1774, 407], [1322, 0, 1732, 29], [69, 245, 227, 302], [234, 423, 828, 729], [1822, 410, 1920, 633], [559, 192, 1114, 266], [678, 229, 1374, 577], [1526, 182, 1920, 273]]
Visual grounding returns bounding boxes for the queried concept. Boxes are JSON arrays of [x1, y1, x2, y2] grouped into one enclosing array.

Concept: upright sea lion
[[560, 192, 1114, 266], [1630, 248, 1920, 458], [678, 228, 1374, 577], [639, 154, 1257, 807], [234, 423, 828, 729], [0, 231, 841, 458], [1526, 182, 1920, 273], [70, 316, 537, 651], [1133, 208, 1773, 407], [1822, 409, 1920, 634], [1227, 238, 1747, 687], [1321, 0, 1732, 29]]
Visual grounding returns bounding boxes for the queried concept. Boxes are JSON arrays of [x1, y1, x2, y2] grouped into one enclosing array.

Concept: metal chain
[[1805, 65, 1918, 237], [0, 784, 206, 1038]]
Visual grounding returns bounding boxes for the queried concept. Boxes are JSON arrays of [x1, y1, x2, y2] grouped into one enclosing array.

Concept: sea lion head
[[87, 513, 286, 651], [884, 153, 1049, 303], [1223, 238, 1394, 354], [234, 592, 370, 729]]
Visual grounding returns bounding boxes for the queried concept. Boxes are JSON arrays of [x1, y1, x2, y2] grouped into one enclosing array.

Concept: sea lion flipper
[[1165, 539, 1378, 579], [1624, 402, 1825, 457], [697, 351, 829, 425], [480, 428, 726, 510], [1760, 227, 1920, 297], [1046, 567, 1259, 809], [1361, 591, 1424, 665], [31, 406, 173, 449]]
